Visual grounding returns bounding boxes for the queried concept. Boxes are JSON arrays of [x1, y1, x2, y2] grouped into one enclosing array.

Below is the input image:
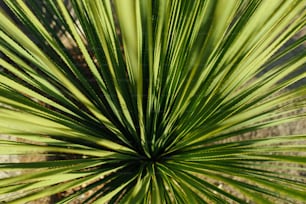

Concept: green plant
[[0, 0, 305, 203]]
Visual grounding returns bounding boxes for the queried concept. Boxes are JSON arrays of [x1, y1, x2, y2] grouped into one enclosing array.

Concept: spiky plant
[[0, 0, 305, 203]]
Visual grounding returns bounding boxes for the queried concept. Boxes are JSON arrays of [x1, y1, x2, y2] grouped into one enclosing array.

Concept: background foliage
[[0, 0, 305, 203]]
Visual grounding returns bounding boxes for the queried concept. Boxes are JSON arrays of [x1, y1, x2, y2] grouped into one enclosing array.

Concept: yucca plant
[[0, 0, 305, 203]]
